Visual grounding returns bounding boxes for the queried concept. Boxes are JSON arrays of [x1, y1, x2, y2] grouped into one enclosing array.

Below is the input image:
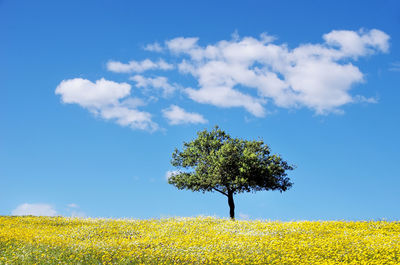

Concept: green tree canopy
[[168, 126, 294, 219]]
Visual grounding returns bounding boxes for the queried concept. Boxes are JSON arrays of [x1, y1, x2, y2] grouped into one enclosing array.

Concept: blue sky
[[1, 0, 399, 220]]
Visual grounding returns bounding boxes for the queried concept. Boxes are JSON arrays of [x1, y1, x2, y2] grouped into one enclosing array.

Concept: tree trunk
[[227, 191, 235, 220]]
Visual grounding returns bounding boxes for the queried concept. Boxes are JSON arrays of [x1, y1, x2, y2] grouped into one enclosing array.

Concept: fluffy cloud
[[164, 29, 389, 115], [162, 105, 207, 125], [131, 75, 178, 97], [55, 78, 131, 108], [101, 106, 157, 131], [12, 203, 57, 216], [55, 78, 158, 131], [323, 29, 390, 58], [166, 37, 200, 54], [107, 59, 173, 73]]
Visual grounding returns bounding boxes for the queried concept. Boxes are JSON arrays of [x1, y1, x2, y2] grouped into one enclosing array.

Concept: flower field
[[0, 216, 399, 264]]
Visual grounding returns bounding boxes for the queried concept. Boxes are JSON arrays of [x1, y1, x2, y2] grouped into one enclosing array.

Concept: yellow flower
[[0, 216, 399, 264]]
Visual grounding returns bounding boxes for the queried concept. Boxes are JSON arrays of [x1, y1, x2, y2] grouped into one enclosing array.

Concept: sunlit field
[[0, 216, 399, 264]]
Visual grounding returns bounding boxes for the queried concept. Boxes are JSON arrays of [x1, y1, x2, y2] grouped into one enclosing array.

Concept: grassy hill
[[0, 216, 399, 264]]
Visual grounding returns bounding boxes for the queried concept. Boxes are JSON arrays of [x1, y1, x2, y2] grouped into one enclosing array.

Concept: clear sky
[[1, 0, 399, 220]]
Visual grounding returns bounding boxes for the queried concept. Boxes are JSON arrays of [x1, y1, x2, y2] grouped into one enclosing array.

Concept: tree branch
[[213, 188, 228, 196]]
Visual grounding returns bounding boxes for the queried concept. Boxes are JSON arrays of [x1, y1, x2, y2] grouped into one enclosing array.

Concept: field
[[0, 216, 399, 264]]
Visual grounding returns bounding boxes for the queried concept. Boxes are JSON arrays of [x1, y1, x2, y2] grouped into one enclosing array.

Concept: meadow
[[0, 216, 399, 264]]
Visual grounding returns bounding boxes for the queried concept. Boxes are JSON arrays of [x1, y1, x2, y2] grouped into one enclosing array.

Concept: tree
[[168, 126, 294, 219]]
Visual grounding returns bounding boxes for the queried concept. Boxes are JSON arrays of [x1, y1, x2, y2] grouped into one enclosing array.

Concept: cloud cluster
[[56, 29, 389, 131], [55, 78, 158, 131], [163, 29, 388, 115]]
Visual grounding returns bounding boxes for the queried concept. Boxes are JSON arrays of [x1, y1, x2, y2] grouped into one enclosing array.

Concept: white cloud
[[144, 42, 163, 52], [166, 37, 199, 54], [284, 59, 363, 114], [162, 105, 207, 125], [163, 29, 389, 115], [185, 85, 266, 117], [12, 203, 57, 216], [165, 170, 179, 181], [130, 75, 178, 97], [107, 59, 173, 73], [55, 78, 131, 108], [323, 29, 390, 58], [101, 106, 158, 131], [55, 78, 158, 131], [67, 203, 79, 208]]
